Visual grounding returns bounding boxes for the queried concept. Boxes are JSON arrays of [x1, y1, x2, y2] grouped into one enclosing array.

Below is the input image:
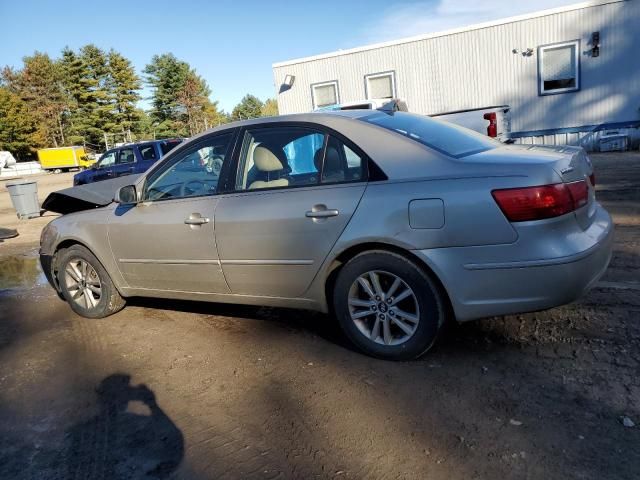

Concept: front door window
[[97, 151, 116, 168], [145, 133, 233, 201]]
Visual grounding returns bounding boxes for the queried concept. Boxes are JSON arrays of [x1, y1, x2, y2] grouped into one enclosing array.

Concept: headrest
[[324, 147, 342, 171], [314, 146, 342, 172], [253, 146, 284, 172], [313, 148, 324, 171]]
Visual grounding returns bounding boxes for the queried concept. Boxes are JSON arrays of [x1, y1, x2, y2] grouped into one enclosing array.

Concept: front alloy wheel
[[57, 245, 125, 318], [64, 258, 103, 310]]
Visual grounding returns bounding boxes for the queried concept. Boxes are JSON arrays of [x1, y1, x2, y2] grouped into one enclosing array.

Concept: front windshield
[[361, 111, 498, 158]]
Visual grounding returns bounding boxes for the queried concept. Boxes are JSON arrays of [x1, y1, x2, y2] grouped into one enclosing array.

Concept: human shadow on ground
[[63, 373, 184, 479]]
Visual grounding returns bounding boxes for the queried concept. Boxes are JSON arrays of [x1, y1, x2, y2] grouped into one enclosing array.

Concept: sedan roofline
[[191, 111, 375, 143]]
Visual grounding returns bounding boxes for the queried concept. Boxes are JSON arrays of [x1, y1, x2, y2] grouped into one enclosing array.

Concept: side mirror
[[114, 185, 138, 204]]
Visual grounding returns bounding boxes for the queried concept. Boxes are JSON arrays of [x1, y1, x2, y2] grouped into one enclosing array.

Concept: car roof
[[232, 110, 373, 126], [191, 111, 374, 140], [112, 139, 182, 149]]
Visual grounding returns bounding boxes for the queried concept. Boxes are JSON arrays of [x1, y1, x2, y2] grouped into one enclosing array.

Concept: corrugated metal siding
[[273, 0, 640, 137]]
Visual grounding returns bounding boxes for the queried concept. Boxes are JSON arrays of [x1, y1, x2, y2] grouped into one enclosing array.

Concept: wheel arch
[[51, 238, 125, 296], [324, 242, 454, 320]]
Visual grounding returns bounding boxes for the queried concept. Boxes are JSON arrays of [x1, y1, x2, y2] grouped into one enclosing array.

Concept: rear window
[[361, 111, 498, 158], [160, 140, 182, 156], [340, 103, 373, 110]]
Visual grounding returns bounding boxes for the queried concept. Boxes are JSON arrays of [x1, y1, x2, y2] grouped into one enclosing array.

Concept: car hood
[[42, 174, 141, 215]]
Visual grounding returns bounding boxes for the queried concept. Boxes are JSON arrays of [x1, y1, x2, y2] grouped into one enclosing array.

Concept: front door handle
[[305, 204, 339, 219], [184, 213, 210, 226]]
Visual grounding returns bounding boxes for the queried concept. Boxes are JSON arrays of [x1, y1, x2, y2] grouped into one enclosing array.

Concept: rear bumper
[[414, 205, 614, 322]]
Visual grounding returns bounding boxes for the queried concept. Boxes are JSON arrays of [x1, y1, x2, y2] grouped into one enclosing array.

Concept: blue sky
[[0, 0, 576, 112]]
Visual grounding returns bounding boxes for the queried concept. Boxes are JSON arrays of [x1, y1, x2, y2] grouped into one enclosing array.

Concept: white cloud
[[356, 0, 580, 44]]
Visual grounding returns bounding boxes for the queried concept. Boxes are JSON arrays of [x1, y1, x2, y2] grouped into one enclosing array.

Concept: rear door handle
[[306, 205, 339, 219], [184, 213, 210, 225]]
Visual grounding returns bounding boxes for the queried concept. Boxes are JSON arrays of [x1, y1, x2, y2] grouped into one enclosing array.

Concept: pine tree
[[59, 47, 87, 145], [144, 53, 191, 136], [144, 53, 224, 137], [78, 44, 117, 147], [175, 71, 226, 136], [107, 50, 141, 139], [261, 98, 279, 117], [0, 87, 40, 159], [1, 53, 67, 147], [231, 94, 264, 121]]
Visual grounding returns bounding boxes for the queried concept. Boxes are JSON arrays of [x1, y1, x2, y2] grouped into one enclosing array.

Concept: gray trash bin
[[5, 178, 40, 219]]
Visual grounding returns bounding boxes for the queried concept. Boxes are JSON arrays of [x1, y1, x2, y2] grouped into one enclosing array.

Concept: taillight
[[567, 180, 588, 208], [483, 112, 497, 138], [492, 180, 589, 222]]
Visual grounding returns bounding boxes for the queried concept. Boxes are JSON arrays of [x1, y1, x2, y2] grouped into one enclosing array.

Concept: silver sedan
[[39, 111, 613, 359]]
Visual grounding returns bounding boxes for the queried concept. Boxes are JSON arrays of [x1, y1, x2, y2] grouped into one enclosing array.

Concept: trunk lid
[[465, 144, 596, 228]]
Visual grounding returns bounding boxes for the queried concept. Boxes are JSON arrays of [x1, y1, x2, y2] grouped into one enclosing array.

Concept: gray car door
[[108, 132, 236, 293], [215, 125, 368, 298]]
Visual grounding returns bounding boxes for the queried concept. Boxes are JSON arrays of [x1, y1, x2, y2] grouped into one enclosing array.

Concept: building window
[[311, 81, 339, 109], [365, 71, 396, 99], [538, 41, 580, 95]]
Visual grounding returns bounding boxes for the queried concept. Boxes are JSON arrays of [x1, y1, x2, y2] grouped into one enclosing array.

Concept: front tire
[[57, 245, 125, 318], [333, 250, 445, 360]]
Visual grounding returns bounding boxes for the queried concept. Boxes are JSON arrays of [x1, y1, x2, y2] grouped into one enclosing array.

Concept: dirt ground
[[0, 153, 638, 480]]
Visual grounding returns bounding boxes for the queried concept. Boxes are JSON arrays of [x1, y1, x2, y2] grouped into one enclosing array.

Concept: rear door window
[[235, 127, 368, 191], [236, 127, 325, 191], [160, 140, 182, 156], [116, 148, 135, 165], [138, 144, 158, 161]]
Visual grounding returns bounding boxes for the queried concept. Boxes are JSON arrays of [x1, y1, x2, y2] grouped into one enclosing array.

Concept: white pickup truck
[[316, 100, 512, 143], [430, 105, 511, 143]]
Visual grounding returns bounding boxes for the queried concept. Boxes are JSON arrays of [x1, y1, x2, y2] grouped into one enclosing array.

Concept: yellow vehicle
[[37, 146, 95, 172]]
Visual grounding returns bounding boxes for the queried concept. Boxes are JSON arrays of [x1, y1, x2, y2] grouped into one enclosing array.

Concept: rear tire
[[333, 250, 445, 360], [57, 245, 125, 318]]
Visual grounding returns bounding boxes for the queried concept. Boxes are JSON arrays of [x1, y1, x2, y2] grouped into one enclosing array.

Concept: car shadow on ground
[[127, 296, 359, 353]]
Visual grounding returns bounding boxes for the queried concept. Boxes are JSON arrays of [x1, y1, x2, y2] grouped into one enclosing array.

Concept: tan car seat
[[248, 146, 290, 190]]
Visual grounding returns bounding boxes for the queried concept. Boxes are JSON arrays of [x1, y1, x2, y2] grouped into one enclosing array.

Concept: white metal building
[[272, 0, 640, 150]]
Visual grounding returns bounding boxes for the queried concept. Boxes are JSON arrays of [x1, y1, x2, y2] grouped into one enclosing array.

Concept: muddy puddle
[[0, 251, 48, 291]]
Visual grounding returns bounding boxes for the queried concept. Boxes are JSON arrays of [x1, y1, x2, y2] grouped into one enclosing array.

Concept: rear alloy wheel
[[334, 250, 445, 360], [58, 245, 125, 318]]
